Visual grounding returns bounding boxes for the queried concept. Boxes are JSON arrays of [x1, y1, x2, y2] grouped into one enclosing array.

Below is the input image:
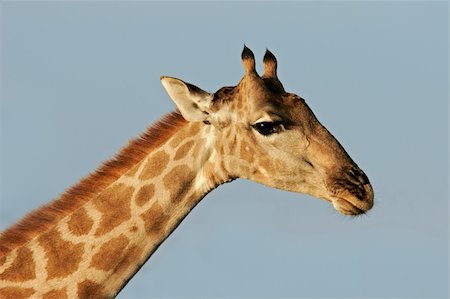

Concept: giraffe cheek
[[239, 140, 256, 163]]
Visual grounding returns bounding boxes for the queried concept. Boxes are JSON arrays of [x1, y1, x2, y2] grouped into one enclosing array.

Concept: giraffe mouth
[[328, 182, 374, 216], [331, 197, 367, 216], [325, 168, 374, 216]]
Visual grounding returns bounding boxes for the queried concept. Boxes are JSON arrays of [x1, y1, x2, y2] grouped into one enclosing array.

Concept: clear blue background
[[1, 2, 448, 298]]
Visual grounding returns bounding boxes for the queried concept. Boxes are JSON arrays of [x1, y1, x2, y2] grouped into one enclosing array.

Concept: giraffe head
[[161, 46, 373, 216]]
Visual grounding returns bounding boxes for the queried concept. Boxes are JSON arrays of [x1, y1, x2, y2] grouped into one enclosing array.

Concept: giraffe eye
[[252, 121, 283, 136]]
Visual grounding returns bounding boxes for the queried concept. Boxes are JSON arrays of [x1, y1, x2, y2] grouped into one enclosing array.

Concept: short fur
[[0, 111, 186, 257]]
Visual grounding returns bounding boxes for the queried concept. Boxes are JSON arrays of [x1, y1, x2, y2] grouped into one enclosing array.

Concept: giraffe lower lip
[[332, 197, 366, 215]]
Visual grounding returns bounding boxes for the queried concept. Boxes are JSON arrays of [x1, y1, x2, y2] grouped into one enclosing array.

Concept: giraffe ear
[[160, 76, 213, 122]]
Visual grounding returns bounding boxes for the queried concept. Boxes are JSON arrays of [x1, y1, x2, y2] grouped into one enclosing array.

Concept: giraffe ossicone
[[0, 47, 373, 298]]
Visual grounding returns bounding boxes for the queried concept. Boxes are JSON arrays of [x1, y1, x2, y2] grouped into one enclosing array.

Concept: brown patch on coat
[[191, 138, 205, 158], [184, 192, 202, 206], [67, 207, 93, 236], [140, 203, 170, 236], [135, 184, 155, 207], [43, 289, 68, 299], [77, 279, 105, 298], [113, 245, 144, 275], [90, 235, 129, 271], [125, 163, 140, 178], [0, 287, 35, 298], [169, 123, 201, 148], [174, 140, 194, 160], [0, 255, 6, 267], [163, 165, 195, 203], [0, 247, 35, 281], [93, 184, 134, 236], [38, 228, 83, 279], [0, 112, 187, 257], [139, 150, 170, 181], [169, 129, 188, 148]]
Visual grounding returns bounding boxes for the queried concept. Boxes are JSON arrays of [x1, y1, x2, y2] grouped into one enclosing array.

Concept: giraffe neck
[[0, 120, 230, 298], [105, 121, 229, 297]]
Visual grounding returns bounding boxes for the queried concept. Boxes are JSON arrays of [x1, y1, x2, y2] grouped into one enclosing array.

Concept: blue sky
[[1, 2, 448, 298]]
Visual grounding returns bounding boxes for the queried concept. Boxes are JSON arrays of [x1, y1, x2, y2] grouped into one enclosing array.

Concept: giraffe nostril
[[358, 172, 370, 185], [347, 167, 370, 186]]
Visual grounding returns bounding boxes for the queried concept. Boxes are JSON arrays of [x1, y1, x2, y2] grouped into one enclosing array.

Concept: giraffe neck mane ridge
[[0, 111, 186, 257]]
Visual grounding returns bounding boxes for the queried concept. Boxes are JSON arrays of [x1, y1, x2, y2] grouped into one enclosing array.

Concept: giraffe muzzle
[[327, 167, 374, 216]]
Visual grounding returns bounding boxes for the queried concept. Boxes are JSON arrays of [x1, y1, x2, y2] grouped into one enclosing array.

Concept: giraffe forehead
[[212, 88, 290, 126], [213, 74, 285, 109]]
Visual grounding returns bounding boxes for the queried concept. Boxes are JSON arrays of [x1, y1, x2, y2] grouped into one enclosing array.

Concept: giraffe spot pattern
[[139, 150, 170, 181], [125, 163, 140, 177], [135, 184, 155, 207], [0, 247, 35, 281], [38, 228, 84, 279], [43, 288, 68, 299], [90, 235, 129, 271], [139, 202, 170, 236], [169, 130, 188, 148], [169, 123, 201, 148], [184, 191, 202, 207], [113, 245, 144, 275], [174, 140, 194, 160], [67, 207, 93, 236], [77, 279, 104, 298], [0, 255, 6, 267], [93, 184, 134, 236], [163, 165, 195, 203], [191, 138, 205, 158], [0, 287, 35, 298]]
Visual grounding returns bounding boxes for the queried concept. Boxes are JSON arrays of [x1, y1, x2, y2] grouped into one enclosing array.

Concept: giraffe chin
[[331, 197, 369, 216]]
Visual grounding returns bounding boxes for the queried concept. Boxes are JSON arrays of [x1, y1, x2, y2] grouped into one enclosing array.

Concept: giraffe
[[0, 46, 374, 298]]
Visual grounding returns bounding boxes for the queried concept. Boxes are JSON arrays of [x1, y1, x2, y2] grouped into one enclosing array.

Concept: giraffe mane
[[0, 111, 187, 257]]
